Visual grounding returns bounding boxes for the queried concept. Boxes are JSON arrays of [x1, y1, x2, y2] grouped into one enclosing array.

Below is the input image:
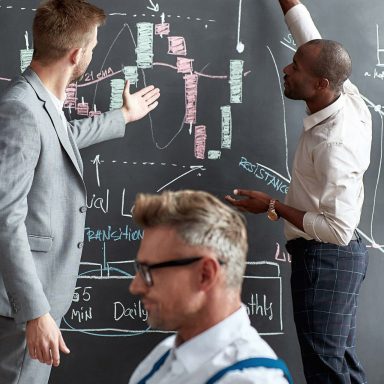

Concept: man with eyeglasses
[[128, 190, 292, 384]]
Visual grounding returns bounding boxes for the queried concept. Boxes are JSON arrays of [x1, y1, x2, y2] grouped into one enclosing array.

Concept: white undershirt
[[46, 88, 68, 135]]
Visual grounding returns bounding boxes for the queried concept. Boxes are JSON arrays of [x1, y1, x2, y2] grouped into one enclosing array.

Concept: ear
[[317, 77, 329, 90], [69, 47, 83, 66], [199, 257, 220, 292]]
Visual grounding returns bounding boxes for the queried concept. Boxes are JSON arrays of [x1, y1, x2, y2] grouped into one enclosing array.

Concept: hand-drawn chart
[[61, 259, 283, 337], [1, 1, 384, 382]]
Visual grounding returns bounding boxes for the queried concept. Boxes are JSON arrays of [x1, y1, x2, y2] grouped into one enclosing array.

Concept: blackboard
[[1, 0, 384, 383]]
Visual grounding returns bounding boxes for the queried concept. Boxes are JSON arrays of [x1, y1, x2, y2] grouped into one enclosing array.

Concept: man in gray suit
[[0, 1, 160, 383]]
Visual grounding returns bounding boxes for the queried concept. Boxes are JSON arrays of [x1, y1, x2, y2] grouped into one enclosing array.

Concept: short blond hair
[[133, 190, 248, 290], [33, 0, 106, 64]]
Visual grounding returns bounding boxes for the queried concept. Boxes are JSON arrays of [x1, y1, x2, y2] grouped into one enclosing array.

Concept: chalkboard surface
[[1, 0, 384, 383]]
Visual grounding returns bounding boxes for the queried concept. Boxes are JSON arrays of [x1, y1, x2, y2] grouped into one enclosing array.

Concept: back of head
[[305, 39, 352, 93], [133, 190, 248, 290], [33, 0, 106, 64]]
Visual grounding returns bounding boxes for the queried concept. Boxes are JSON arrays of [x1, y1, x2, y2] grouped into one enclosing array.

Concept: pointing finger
[[224, 195, 237, 204], [233, 189, 257, 197]]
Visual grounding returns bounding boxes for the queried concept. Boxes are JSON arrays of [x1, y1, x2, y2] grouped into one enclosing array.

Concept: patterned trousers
[[286, 236, 368, 384]]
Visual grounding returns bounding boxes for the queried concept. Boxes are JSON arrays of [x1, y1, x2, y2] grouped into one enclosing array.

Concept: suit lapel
[[22, 68, 83, 178], [66, 126, 84, 174], [43, 97, 84, 177]]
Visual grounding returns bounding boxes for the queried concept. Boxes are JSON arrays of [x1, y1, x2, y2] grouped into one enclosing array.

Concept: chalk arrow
[[91, 155, 101, 187], [157, 166, 205, 192], [147, 0, 159, 12]]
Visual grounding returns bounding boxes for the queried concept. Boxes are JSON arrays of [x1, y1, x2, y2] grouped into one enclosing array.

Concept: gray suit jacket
[[0, 68, 125, 323]]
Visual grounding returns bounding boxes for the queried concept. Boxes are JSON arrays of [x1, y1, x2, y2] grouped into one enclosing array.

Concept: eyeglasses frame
[[134, 256, 226, 287]]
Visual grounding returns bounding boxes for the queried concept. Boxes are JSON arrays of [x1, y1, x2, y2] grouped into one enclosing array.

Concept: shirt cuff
[[284, 3, 321, 47], [285, 3, 308, 24], [303, 211, 322, 242], [303, 212, 355, 245]]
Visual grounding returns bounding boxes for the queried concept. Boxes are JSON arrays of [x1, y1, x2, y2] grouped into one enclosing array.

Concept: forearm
[[70, 109, 125, 149], [274, 200, 305, 232], [121, 106, 131, 124]]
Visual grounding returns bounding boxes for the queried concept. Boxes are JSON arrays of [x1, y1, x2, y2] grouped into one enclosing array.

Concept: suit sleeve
[[68, 109, 126, 150], [0, 99, 51, 323]]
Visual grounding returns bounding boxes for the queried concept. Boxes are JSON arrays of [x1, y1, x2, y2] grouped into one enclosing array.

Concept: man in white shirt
[[226, 0, 371, 383], [128, 190, 292, 384]]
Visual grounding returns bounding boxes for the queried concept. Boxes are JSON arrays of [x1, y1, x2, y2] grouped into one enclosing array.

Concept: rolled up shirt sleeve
[[303, 141, 365, 245], [285, 4, 321, 45]]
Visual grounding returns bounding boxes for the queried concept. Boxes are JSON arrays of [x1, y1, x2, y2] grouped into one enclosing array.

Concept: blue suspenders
[[137, 349, 293, 384], [206, 357, 293, 384], [137, 350, 171, 384]]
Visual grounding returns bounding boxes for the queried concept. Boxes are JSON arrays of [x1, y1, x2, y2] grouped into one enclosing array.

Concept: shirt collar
[[171, 305, 249, 374], [303, 92, 344, 131], [45, 87, 64, 113]]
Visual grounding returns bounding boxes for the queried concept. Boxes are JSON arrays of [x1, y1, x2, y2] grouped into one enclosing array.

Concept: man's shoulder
[[0, 75, 34, 103], [214, 327, 289, 384], [235, 326, 279, 360], [128, 335, 175, 384]]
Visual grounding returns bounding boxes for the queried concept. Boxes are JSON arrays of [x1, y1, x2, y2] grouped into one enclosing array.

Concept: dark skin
[[224, 189, 305, 232], [278, 0, 300, 15]]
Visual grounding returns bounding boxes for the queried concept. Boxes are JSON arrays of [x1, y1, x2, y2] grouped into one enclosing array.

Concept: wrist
[[120, 107, 130, 124], [279, 0, 301, 14]]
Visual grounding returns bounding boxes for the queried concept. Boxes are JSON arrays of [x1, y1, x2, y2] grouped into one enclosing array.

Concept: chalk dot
[[236, 42, 245, 53]]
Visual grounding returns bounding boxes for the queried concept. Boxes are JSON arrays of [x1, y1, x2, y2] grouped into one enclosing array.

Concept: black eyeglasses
[[134, 257, 203, 287]]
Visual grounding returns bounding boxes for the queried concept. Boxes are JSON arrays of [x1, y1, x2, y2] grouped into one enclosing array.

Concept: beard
[[145, 308, 168, 331], [69, 59, 89, 84]]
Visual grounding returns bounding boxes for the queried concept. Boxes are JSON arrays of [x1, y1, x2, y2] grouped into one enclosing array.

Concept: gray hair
[[133, 190, 248, 290]]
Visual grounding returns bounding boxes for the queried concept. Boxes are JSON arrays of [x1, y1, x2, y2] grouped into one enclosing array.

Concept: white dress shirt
[[46, 88, 68, 134], [283, 4, 372, 245], [129, 306, 289, 384]]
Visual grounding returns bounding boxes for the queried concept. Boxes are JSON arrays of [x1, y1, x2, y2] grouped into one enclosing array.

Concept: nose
[[129, 272, 147, 295], [283, 63, 291, 75]]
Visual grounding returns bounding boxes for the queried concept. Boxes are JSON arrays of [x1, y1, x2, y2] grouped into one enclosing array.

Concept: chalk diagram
[[57, 0, 281, 337], [4, 1, 249, 159], [64, 7, 248, 158], [61, 259, 283, 337], [59, 0, 284, 337], [1, 0, 384, 339]]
